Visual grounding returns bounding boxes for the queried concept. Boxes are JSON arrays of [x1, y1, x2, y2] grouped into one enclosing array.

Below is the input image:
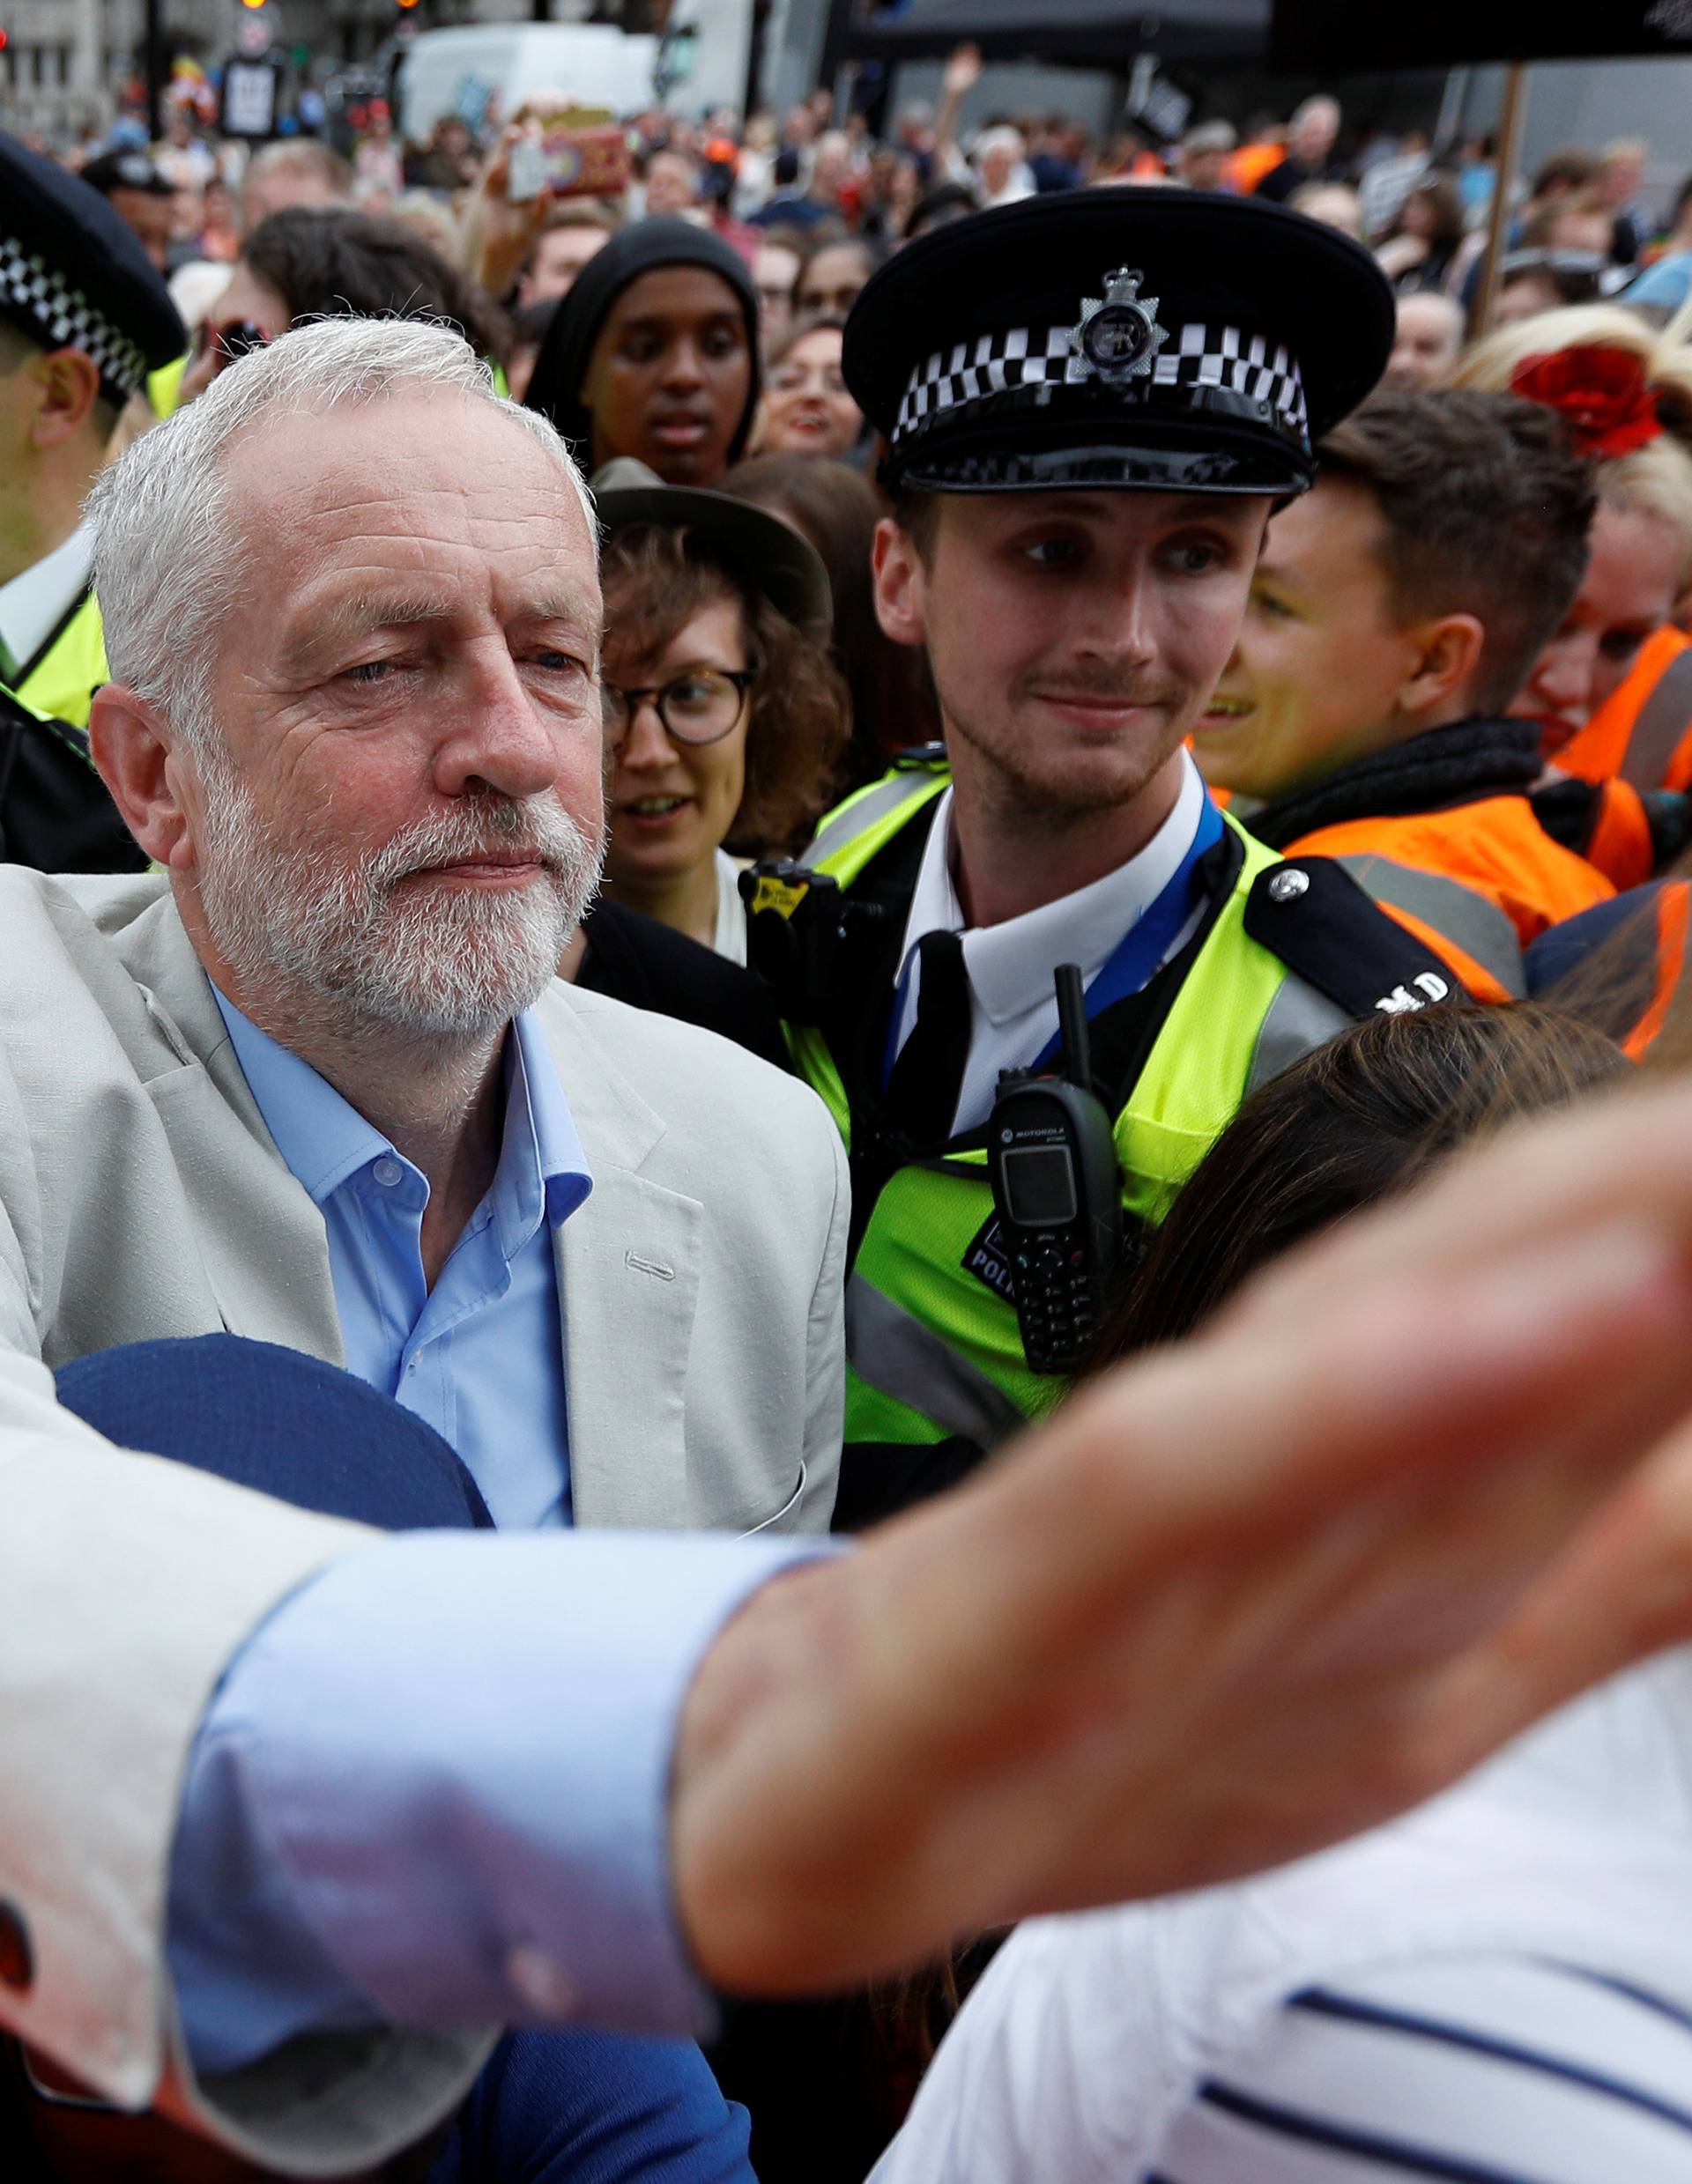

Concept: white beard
[[195, 759, 604, 1039]]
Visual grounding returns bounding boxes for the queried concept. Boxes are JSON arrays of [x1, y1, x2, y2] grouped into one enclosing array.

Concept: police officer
[[0, 132, 182, 868], [746, 189, 1480, 1529], [77, 148, 180, 274]]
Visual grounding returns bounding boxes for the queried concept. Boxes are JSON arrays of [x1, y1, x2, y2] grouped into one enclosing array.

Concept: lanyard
[[883, 793, 1226, 1090], [1029, 792, 1224, 1071]]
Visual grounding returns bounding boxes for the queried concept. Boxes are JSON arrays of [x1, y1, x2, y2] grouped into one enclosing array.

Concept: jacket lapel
[[112, 892, 345, 1364], [537, 986, 703, 1530], [101, 898, 701, 1475]]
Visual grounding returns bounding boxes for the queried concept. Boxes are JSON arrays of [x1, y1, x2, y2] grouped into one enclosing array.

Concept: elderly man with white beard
[[0, 315, 845, 2151], [63, 315, 844, 1550]]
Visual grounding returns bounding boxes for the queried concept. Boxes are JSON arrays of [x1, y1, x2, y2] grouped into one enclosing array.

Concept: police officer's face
[[875, 488, 1270, 817], [173, 394, 607, 1035], [1195, 477, 1430, 800], [1510, 498, 1682, 744]]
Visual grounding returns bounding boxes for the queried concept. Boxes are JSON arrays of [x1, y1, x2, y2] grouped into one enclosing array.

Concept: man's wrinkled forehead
[[216, 395, 595, 559], [212, 397, 600, 647]]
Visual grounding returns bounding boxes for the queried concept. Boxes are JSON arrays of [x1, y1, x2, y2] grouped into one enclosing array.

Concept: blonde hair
[[1453, 304, 1692, 581]]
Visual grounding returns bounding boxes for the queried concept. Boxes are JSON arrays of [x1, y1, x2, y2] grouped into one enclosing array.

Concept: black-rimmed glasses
[[601, 668, 756, 747]]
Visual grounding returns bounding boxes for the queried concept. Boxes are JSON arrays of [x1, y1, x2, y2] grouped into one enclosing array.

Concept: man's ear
[[872, 515, 929, 650], [28, 349, 104, 448], [87, 685, 198, 870], [1397, 612, 1487, 723]]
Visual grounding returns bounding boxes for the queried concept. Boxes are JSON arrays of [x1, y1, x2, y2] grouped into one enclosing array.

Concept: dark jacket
[[576, 898, 790, 1073]]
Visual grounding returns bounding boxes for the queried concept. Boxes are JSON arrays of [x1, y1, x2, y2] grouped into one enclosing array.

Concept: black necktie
[[885, 929, 972, 1145]]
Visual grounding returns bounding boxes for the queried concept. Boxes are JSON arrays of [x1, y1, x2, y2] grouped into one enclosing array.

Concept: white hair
[[975, 125, 1026, 163], [85, 315, 596, 749]]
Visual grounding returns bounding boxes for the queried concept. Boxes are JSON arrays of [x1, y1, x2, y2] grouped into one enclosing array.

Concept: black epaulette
[[889, 741, 948, 771], [1243, 855, 1464, 1014]]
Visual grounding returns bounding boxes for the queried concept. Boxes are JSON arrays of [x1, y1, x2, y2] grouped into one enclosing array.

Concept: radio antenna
[[1055, 963, 1090, 1091]]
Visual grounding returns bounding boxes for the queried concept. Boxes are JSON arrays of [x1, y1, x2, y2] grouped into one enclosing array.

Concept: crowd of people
[[8, 45, 1692, 2184]]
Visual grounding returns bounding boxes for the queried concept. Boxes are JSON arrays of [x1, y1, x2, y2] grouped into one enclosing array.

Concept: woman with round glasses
[[590, 459, 849, 962]]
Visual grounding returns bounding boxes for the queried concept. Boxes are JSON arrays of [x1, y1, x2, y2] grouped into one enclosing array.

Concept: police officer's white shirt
[[890, 752, 1209, 1136], [872, 1649, 1692, 2183], [0, 522, 92, 686]]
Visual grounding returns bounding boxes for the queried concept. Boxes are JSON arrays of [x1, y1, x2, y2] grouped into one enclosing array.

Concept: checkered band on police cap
[[0, 233, 150, 399], [894, 320, 1309, 448]]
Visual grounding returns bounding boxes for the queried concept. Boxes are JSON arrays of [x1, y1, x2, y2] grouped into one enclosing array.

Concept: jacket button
[[1267, 867, 1310, 903], [0, 1901, 33, 1992]]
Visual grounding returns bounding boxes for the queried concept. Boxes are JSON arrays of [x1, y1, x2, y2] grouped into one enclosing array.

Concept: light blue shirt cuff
[[168, 1530, 840, 2077]]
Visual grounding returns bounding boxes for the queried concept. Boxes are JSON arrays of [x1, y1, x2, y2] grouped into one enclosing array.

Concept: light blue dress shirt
[[212, 991, 590, 1529], [169, 1529, 828, 2070], [167, 997, 838, 2076]]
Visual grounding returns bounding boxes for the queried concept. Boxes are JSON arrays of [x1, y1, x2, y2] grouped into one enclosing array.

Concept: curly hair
[[600, 524, 850, 851]]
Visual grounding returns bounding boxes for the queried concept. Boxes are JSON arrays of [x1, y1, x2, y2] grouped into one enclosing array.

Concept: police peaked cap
[[0, 131, 186, 406], [842, 188, 1394, 499], [79, 148, 177, 197]]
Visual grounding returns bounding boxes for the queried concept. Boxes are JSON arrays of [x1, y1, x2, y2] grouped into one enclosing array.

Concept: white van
[[396, 25, 660, 143]]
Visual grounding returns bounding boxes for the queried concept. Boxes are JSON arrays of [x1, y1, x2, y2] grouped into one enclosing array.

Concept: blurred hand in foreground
[[674, 1070, 1692, 1993]]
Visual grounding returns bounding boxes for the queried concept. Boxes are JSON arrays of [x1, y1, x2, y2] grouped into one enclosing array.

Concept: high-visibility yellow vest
[[776, 760, 1383, 1484], [148, 352, 190, 420], [12, 590, 108, 733]]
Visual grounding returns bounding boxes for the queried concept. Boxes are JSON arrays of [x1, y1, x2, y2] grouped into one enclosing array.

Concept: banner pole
[[1472, 61, 1529, 337]]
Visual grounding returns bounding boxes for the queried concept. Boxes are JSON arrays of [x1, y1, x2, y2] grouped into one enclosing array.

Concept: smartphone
[[508, 120, 630, 204]]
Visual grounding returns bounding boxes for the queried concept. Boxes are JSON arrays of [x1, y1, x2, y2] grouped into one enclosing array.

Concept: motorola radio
[[988, 965, 1124, 1374]]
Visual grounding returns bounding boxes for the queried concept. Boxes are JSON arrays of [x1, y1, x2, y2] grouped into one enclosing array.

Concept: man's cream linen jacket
[[0, 869, 847, 2172]]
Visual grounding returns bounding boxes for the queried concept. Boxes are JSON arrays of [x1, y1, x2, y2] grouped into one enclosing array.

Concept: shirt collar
[[211, 989, 592, 1242], [898, 753, 1210, 1029], [0, 524, 93, 678], [505, 1006, 593, 1246]]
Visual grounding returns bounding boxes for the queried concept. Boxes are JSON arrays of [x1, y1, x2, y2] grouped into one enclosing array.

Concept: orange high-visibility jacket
[[1526, 879, 1689, 1059], [1226, 721, 1614, 997], [1557, 626, 1692, 793], [1531, 774, 1659, 892], [1279, 797, 1613, 951]]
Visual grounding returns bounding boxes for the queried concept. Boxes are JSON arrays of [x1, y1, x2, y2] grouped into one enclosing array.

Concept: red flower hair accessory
[[1509, 345, 1664, 460]]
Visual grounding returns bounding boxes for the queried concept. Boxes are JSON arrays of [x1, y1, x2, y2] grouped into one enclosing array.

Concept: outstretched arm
[[25, 1075, 1692, 2174], [671, 1070, 1692, 1990]]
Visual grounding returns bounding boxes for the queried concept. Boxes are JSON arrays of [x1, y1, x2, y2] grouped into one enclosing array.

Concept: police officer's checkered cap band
[[0, 235, 149, 397], [894, 322, 1309, 443]]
